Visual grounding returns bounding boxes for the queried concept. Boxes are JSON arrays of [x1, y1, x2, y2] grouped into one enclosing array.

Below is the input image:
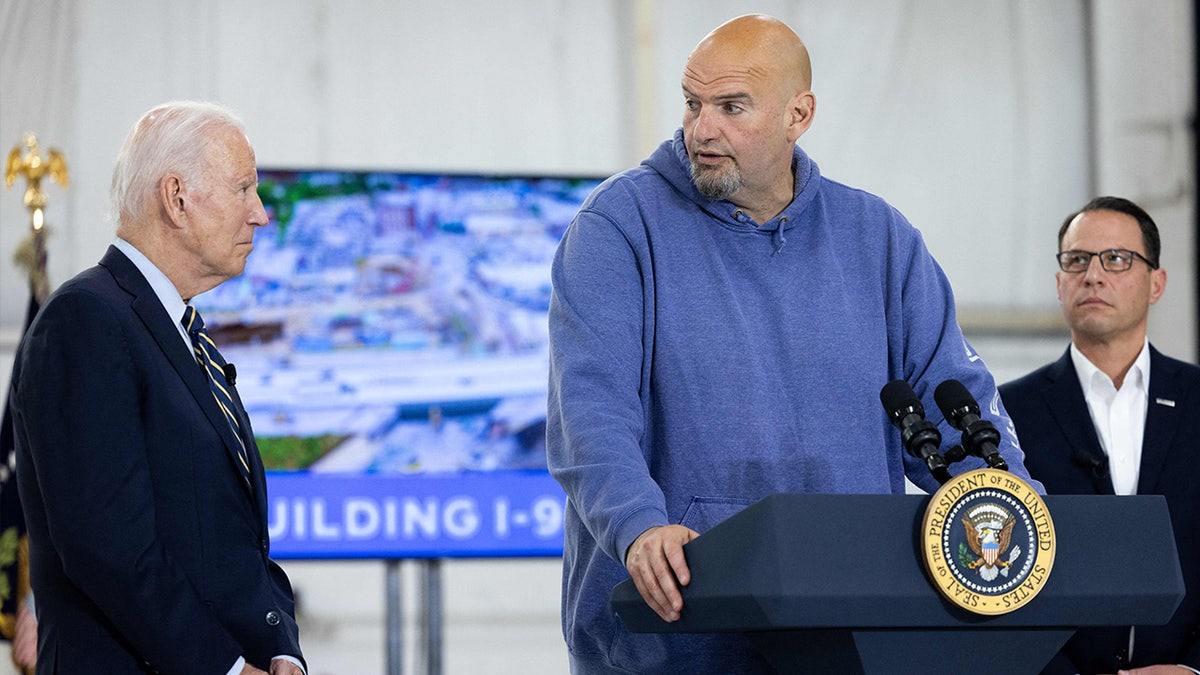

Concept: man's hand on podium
[[624, 524, 700, 622]]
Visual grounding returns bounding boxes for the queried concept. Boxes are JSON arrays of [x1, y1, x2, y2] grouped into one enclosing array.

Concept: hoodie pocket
[[678, 496, 756, 535]]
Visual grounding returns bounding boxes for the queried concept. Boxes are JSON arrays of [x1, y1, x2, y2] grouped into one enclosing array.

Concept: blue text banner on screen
[[266, 471, 567, 558]]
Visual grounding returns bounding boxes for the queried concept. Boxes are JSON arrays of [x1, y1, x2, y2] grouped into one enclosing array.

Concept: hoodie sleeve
[[546, 194, 671, 565], [887, 217, 1044, 494]]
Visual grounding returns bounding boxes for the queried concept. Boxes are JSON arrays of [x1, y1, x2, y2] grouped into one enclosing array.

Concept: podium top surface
[[613, 493, 1184, 633]]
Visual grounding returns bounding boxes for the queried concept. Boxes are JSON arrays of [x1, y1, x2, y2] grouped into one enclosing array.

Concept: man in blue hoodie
[[547, 14, 1040, 673]]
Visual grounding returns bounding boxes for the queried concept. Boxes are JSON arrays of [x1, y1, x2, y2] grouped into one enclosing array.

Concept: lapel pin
[[1155, 398, 1176, 407]]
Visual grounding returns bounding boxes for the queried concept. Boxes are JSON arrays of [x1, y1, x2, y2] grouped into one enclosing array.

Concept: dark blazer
[[12, 246, 302, 674], [1000, 345, 1200, 673]]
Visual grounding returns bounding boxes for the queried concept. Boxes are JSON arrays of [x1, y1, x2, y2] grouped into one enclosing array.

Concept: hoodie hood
[[641, 128, 821, 253]]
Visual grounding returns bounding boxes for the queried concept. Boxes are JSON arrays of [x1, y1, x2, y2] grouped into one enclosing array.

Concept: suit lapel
[[100, 247, 258, 504], [1040, 349, 1114, 495], [1139, 346, 1182, 494]]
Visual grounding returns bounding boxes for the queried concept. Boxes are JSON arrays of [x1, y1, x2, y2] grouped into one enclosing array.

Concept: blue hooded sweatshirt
[[546, 130, 1039, 673]]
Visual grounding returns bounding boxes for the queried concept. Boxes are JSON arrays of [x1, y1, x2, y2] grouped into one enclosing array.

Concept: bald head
[[679, 14, 816, 221], [688, 14, 812, 95]]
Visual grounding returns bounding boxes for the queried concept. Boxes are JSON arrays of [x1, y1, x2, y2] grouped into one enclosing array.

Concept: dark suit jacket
[[12, 246, 302, 674], [1000, 345, 1200, 673]]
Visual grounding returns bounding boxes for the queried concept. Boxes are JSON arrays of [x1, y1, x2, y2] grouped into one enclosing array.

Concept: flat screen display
[[194, 170, 604, 558]]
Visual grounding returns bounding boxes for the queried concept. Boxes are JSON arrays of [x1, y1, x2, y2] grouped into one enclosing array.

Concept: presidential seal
[[921, 468, 1055, 615]]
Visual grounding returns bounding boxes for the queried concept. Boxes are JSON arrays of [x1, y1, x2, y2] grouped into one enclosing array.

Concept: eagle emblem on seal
[[959, 503, 1022, 581]]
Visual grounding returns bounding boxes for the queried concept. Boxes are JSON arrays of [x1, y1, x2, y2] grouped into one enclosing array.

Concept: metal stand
[[417, 559, 444, 675], [386, 559, 404, 675], [385, 558, 443, 675]]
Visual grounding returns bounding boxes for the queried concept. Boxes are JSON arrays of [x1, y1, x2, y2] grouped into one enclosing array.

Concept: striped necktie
[[182, 306, 251, 484]]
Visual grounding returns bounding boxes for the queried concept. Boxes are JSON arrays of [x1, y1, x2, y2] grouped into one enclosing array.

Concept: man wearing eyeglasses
[[1000, 196, 1200, 674]]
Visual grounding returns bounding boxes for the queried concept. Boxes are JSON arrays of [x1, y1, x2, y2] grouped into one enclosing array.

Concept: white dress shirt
[[1069, 340, 1150, 496]]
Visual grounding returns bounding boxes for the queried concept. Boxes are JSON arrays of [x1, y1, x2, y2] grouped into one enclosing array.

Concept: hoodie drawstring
[[772, 217, 788, 255]]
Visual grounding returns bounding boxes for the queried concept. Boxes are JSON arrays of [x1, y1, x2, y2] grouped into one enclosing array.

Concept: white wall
[[3, 1, 1194, 336], [1, 0, 628, 330], [1, 1, 1195, 673], [1093, 0, 1197, 360]]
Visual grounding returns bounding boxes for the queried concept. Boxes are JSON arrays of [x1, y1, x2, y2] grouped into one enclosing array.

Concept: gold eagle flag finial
[[6, 132, 69, 229], [5, 133, 68, 303]]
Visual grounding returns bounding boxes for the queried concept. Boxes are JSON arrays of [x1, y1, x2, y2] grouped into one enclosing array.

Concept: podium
[[612, 494, 1184, 674]]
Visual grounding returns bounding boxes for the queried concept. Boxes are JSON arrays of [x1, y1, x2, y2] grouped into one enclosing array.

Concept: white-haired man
[[12, 101, 304, 674]]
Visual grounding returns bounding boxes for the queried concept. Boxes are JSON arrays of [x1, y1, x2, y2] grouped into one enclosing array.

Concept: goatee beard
[[690, 161, 741, 200]]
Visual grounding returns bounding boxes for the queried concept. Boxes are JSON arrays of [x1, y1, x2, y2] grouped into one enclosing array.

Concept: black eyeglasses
[[1056, 248, 1158, 273]]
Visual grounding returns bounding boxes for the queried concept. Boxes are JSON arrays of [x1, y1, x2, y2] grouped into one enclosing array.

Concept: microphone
[[223, 363, 237, 386], [1070, 446, 1109, 480], [933, 379, 1008, 471], [880, 380, 951, 484]]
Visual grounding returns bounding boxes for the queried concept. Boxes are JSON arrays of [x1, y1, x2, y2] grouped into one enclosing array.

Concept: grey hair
[[109, 101, 246, 227]]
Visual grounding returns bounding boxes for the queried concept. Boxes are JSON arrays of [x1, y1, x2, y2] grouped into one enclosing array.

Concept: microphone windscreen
[[880, 379, 922, 419], [934, 379, 977, 418]]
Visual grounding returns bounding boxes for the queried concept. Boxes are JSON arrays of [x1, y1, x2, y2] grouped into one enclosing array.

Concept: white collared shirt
[[1069, 340, 1150, 496]]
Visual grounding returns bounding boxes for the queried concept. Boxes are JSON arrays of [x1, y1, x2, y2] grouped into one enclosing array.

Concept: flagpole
[[2, 133, 68, 674]]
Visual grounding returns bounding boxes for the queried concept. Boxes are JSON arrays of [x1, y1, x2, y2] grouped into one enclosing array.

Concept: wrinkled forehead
[[201, 126, 258, 180], [681, 54, 775, 95]]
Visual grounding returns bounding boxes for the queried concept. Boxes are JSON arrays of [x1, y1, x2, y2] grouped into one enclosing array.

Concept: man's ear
[[1148, 267, 1167, 305], [160, 174, 187, 228], [787, 90, 816, 143]]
